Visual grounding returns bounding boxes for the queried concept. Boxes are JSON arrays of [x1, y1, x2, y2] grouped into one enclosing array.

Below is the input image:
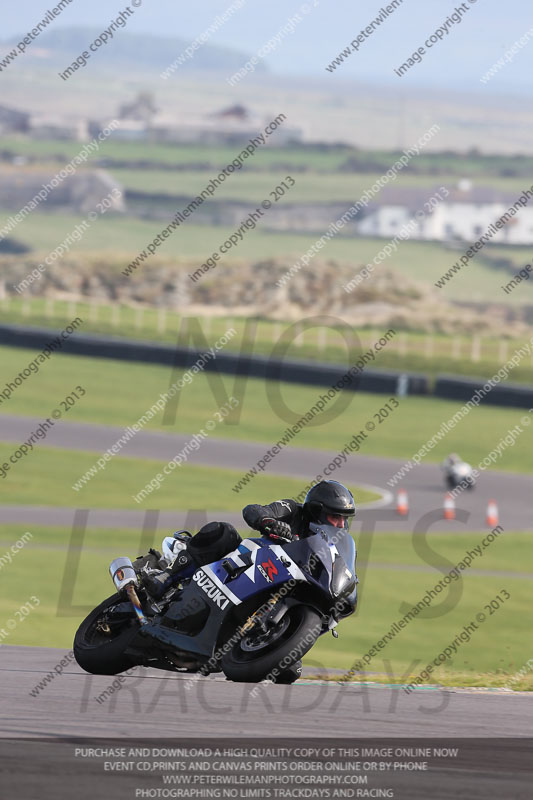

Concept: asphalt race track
[[1, 645, 532, 739], [0, 414, 531, 532], [2, 646, 532, 800]]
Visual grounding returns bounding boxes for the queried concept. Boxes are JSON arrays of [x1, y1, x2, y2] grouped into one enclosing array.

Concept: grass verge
[[0, 443, 380, 509]]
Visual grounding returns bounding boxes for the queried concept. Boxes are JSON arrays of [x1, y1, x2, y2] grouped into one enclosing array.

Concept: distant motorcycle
[[445, 460, 475, 490], [73, 522, 358, 684]]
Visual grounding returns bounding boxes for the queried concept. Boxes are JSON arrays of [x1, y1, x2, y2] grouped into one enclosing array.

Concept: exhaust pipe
[[110, 557, 138, 591], [109, 557, 147, 626]]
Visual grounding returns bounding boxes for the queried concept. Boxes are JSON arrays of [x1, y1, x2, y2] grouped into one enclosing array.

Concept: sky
[[2, 0, 533, 94]]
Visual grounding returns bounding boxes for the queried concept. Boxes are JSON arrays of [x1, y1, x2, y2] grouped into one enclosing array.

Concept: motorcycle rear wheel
[[74, 593, 140, 675], [221, 604, 321, 683]]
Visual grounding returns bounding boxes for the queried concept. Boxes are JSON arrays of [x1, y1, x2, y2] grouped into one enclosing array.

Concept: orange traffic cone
[[396, 489, 409, 516], [443, 493, 456, 520], [486, 499, 499, 527]]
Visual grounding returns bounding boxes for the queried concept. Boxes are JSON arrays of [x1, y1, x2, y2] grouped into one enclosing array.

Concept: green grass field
[[3, 135, 533, 177], [106, 167, 533, 204], [0, 444, 378, 509], [1, 346, 531, 474], [320, 572, 532, 688], [0, 137, 357, 170], [1, 524, 530, 688]]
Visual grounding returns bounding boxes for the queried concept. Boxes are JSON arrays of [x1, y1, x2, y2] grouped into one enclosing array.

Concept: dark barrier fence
[[435, 375, 533, 410], [0, 323, 429, 396]]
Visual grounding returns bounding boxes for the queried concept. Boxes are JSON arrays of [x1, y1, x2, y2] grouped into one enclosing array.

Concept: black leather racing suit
[[243, 499, 308, 538]]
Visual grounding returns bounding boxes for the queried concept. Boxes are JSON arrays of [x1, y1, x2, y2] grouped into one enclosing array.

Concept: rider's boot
[[139, 547, 201, 650], [272, 660, 302, 684], [142, 548, 196, 599]]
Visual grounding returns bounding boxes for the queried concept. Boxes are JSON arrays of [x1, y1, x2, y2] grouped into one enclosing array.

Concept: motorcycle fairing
[[134, 525, 357, 661]]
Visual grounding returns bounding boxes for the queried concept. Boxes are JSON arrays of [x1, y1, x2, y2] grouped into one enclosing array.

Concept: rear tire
[[221, 605, 321, 683], [74, 593, 141, 675]]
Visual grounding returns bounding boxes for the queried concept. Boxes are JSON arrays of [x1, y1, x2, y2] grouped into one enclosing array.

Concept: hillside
[[1, 27, 267, 75]]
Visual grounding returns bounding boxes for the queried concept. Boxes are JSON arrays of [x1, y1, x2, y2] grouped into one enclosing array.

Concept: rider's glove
[[259, 518, 294, 542]]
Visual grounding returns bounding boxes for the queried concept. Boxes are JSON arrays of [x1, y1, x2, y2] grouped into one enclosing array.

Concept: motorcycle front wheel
[[74, 593, 141, 675], [221, 604, 321, 683]]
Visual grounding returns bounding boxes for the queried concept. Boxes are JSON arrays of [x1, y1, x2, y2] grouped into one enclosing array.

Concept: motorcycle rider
[[140, 481, 356, 678], [442, 452, 474, 490], [142, 480, 356, 598], [442, 453, 462, 472], [243, 479, 356, 540]]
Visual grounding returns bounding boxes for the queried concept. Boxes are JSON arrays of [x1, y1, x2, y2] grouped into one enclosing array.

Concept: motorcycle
[[73, 522, 358, 684], [444, 460, 475, 490]]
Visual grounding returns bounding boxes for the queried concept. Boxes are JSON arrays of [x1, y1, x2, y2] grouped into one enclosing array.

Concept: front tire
[[74, 593, 141, 675], [221, 605, 321, 683]]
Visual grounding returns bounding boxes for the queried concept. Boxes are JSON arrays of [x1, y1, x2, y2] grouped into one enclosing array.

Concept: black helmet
[[303, 481, 356, 530]]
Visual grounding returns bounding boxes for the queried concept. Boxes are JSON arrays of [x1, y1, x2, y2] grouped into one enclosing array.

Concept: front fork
[[242, 595, 336, 639], [240, 592, 284, 636]]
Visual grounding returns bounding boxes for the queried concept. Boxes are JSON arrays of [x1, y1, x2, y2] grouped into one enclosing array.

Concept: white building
[[357, 183, 533, 245]]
